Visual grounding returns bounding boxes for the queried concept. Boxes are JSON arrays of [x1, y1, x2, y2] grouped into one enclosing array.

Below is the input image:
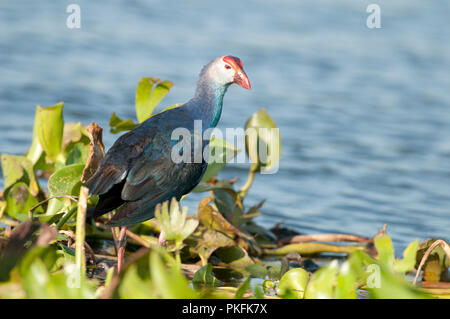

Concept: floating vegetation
[[0, 77, 449, 299]]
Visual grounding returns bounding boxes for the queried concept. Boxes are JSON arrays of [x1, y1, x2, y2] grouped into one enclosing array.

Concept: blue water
[[1, 0, 449, 252]]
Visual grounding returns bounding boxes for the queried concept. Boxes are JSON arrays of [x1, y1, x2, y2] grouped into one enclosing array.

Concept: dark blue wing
[[85, 106, 208, 225]]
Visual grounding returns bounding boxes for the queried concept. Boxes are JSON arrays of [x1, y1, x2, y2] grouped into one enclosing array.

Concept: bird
[[85, 55, 250, 272]]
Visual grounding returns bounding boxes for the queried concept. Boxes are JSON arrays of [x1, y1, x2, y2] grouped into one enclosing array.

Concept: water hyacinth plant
[[0, 76, 449, 299], [155, 198, 199, 269]]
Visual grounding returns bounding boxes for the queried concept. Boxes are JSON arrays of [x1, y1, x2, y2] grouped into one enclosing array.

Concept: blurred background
[[0, 0, 449, 251]]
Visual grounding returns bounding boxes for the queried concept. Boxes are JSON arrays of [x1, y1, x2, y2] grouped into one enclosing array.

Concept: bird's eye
[[225, 64, 231, 70]]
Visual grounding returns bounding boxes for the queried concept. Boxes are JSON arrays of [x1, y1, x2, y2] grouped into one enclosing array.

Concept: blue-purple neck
[[190, 81, 230, 128]]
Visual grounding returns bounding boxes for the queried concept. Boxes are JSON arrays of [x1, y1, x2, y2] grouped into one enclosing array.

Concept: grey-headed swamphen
[[85, 56, 250, 272]]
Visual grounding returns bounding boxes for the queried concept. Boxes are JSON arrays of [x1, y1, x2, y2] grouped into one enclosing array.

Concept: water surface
[[1, 0, 449, 251]]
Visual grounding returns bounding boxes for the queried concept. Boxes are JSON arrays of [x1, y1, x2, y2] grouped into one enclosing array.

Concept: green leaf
[[214, 246, 254, 269], [242, 222, 277, 243], [1, 154, 25, 190], [202, 137, 240, 182], [245, 107, 281, 173], [334, 261, 357, 299], [109, 112, 139, 134], [54, 244, 76, 270], [244, 200, 265, 219], [119, 263, 156, 298], [22, 259, 96, 298], [369, 264, 431, 299], [304, 260, 339, 299], [104, 267, 115, 290], [278, 268, 309, 299], [35, 103, 64, 163], [374, 235, 395, 267], [18, 157, 40, 196], [33, 151, 54, 173], [1, 155, 40, 196], [195, 229, 235, 265], [197, 198, 247, 239], [62, 122, 90, 165], [62, 122, 88, 149], [136, 77, 173, 123], [254, 285, 264, 299], [264, 242, 363, 256], [417, 238, 450, 270], [22, 258, 50, 298], [267, 262, 285, 280], [262, 279, 275, 294], [192, 264, 223, 287], [235, 276, 251, 299], [27, 107, 44, 165], [147, 80, 173, 117], [135, 77, 157, 122], [212, 189, 245, 226], [149, 250, 197, 299], [394, 240, 418, 273], [65, 143, 89, 165], [48, 164, 84, 196], [253, 286, 264, 299], [0, 201, 6, 219], [245, 262, 268, 278], [18, 246, 57, 277], [179, 218, 199, 242], [5, 182, 40, 221], [43, 198, 67, 218], [348, 250, 431, 299], [245, 260, 285, 280], [155, 198, 198, 243]]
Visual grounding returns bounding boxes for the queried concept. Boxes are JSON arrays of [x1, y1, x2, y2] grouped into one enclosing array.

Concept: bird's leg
[[116, 226, 127, 274]]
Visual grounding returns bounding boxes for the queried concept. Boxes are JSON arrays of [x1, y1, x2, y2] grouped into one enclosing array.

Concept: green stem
[[239, 169, 256, 198], [263, 243, 366, 256], [75, 186, 88, 276], [56, 205, 78, 229], [28, 195, 78, 215], [175, 250, 181, 272], [175, 240, 182, 272]]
